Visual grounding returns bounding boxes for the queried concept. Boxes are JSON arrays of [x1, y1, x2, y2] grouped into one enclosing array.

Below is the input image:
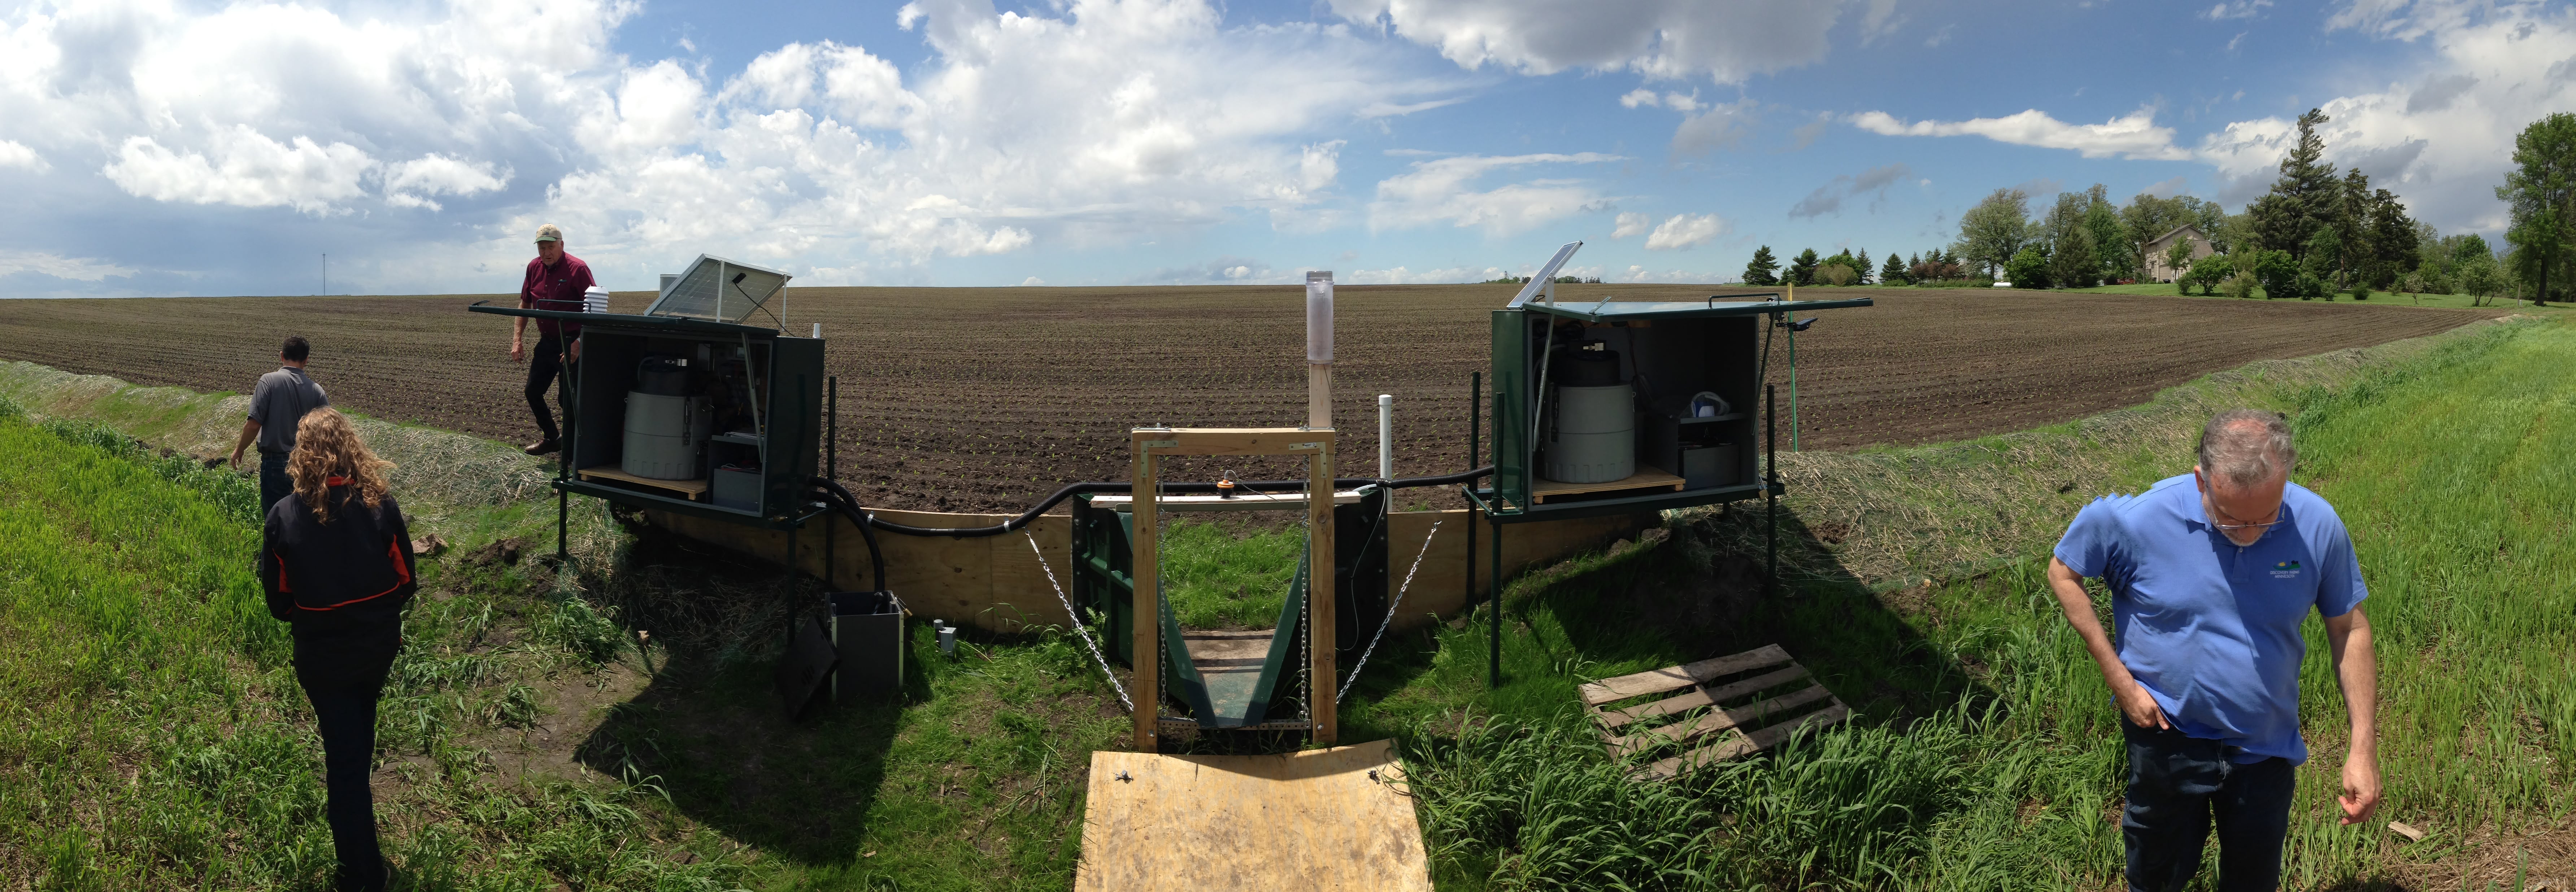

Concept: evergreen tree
[[1788, 248, 1822, 286], [2083, 187, 2132, 281], [1742, 245, 1780, 286], [1855, 249, 1873, 284], [2249, 108, 2340, 259], [2367, 188, 2419, 289], [2041, 192, 2098, 288], [1881, 251, 1909, 285]]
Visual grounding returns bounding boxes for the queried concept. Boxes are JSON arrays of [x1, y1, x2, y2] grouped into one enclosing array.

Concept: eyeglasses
[[2206, 504, 2283, 533]]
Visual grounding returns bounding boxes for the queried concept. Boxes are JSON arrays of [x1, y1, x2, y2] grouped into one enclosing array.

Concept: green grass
[[1156, 517, 1306, 629], [1372, 317, 2576, 889], [4, 318, 2570, 889], [2066, 281, 2567, 311]]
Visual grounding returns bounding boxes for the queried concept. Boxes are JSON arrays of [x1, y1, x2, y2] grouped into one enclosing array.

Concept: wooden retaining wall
[[645, 507, 1653, 633]]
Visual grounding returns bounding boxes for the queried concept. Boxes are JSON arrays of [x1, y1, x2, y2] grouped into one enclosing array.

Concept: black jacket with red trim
[[261, 479, 417, 633]]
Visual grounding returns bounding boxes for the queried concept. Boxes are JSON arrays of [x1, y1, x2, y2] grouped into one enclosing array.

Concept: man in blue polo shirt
[[2050, 408, 2380, 891]]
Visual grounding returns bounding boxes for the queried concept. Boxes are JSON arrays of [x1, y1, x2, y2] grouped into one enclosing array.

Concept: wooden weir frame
[[1129, 427, 1336, 750]]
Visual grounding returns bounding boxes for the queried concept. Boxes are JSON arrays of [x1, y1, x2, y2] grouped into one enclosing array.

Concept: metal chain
[[1339, 519, 1441, 704], [1025, 531, 1132, 712]]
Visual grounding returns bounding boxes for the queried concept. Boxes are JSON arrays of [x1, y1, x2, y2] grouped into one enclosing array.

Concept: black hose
[[808, 466, 1494, 539], [806, 480, 890, 592]]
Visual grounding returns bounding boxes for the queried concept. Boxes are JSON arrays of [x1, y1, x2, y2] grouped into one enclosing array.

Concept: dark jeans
[[2123, 718, 2297, 892], [260, 450, 291, 519], [525, 334, 576, 443], [295, 623, 401, 892]]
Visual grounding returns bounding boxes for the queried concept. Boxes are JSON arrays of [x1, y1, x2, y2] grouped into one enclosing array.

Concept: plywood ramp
[[1075, 739, 1431, 892]]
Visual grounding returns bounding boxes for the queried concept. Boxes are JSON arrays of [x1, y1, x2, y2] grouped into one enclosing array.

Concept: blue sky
[[0, 0, 2564, 296]]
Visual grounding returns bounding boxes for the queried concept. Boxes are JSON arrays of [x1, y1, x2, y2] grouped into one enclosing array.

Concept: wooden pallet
[[1579, 644, 1852, 779], [575, 465, 710, 501]]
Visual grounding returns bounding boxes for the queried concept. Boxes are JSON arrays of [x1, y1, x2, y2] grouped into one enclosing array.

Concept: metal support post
[[1466, 372, 1480, 607], [825, 377, 837, 590], [1488, 516, 1502, 690], [1787, 323, 1802, 452], [1766, 383, 1778, 598]]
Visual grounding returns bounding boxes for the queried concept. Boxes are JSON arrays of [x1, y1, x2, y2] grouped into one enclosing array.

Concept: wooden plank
[[1308, 443, 1336, 746], [640, 500, 1645, 635], [1133, 446, 1160, 750], [1074, 739, 1431, 892], [1641, 704, 1853, 779], [1133, 427, 1335, 457], [575, 465, 709, 500], [1607, 683, 1836, 756], [1087, 490, 1365, 512], [1579, 644, 1794, 705], [1593, 664, 1814, 730], [1531, 467, 1683, 502]]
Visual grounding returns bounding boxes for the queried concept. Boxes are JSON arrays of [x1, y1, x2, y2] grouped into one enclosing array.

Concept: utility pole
[[322, 254, 328, 296]]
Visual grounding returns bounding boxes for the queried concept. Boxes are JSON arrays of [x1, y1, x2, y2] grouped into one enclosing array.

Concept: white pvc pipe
[[1378, 394, 1393, 479]]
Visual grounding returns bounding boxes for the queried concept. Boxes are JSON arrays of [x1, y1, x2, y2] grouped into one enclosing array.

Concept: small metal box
[[829, 590, 905, 700]]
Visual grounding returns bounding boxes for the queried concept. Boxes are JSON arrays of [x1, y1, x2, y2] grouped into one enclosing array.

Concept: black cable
[[808, 466, 1493, 539], [805, 480, 889, 592]]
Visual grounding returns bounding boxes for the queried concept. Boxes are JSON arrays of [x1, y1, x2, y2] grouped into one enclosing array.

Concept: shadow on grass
[[576, 644, 917, 865], [572, 523, 927, 867], [1339, 499, 1997, 742]]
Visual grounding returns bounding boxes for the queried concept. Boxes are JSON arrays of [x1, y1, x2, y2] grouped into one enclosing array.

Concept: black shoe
[[523, 438, 561, 456]]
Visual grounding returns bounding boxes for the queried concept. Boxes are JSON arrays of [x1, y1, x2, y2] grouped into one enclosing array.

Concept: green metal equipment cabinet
[[1480, 291, 1871, 524]]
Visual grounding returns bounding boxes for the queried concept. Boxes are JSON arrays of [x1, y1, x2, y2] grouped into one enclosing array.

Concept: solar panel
[[644, 254, 793, 326]]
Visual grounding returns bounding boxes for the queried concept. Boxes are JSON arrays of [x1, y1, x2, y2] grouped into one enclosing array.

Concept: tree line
[[1737, 111, 2575, 305]]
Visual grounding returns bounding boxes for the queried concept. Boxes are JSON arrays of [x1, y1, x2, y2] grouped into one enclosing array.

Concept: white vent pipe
[[1378, 394, 1393, 479]]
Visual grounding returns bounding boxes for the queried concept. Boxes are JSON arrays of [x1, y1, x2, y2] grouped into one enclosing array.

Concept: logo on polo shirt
[[2270, 560, 2302, 579]]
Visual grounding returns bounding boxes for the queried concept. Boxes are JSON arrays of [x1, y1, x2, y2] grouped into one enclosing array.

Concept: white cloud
[[1788, 162, 1913, 218], [0, 139, 45, 171], [2141, 175, 2192, 197], [1673, 99, 1757, 156], [0, 0, 1455, 288], [1849, 107, 2194, 160], [1859, 0, 1908, 46], [102, 129, 375, 214], [2203, 1, 2273, 21], [1342, 265, 1508, 284], [1606, 264, 1737, 284], [1643, 213, 1727, 250], [0, 250, 139, 281], [1612, 211, 1653, 238], [2198, 2, 2573, 231], [1619, 88, 1661, 109], [1327, 0, 1850, 84], [382, 154, 509, 211], [1367, 152, 1623, 236]]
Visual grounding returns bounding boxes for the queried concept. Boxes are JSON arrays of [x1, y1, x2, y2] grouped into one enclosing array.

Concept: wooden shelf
[[1531, 468, 1684, 503], [576, 465, 710, 501]]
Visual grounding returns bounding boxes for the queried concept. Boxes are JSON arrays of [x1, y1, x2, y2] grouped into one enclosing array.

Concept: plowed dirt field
[[0, 286, 2497, 512]]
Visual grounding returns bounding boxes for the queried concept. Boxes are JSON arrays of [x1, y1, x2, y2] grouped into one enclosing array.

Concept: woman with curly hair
[[259, 408, 416, 892]]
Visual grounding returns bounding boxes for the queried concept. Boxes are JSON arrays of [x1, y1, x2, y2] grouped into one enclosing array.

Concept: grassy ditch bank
[[1, 315, 2567, 889], [1370, 315, 2573, 889]]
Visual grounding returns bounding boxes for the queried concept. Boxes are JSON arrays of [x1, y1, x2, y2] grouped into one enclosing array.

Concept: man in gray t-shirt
[[230, 336, 330, 515]]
